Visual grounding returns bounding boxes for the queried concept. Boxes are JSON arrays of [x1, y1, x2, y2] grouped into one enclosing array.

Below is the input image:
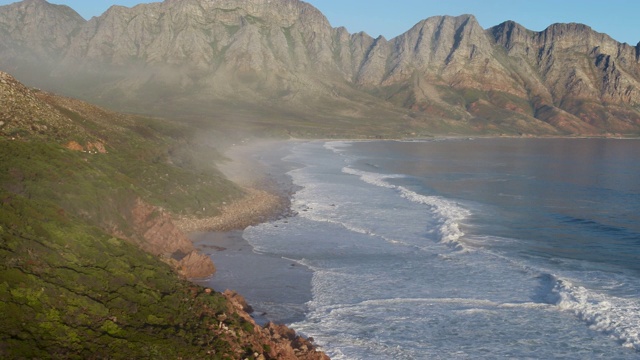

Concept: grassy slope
[[0, 88, 263, 358], [0, 193, 246, 359]]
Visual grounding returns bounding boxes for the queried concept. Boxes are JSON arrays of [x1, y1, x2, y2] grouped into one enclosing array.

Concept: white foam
[[342, 166, 471, 250], [323, 141, 353, 153], [260, 141, 640, 358], [325, 297, 554, 311], [342, 167, 403, 189], [294, 295, 568, 359], [553, 277, 640, 350], [291, 195, 390, 240]]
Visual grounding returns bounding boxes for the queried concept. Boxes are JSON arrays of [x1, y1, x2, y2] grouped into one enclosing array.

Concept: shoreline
[[178, 140, 313, 326], [174, 186, 288, 233], [173, 136, 640, 249], [176, 137, 640, 358], [174, 139, 299, 235], [175, 140, 327, 358]]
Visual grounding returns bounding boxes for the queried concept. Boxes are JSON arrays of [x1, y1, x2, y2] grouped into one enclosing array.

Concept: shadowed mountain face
[[1, 0, 639, 136]]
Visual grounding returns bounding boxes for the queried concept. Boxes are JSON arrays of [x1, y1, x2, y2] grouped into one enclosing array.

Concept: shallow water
[[202, 138, 640, 359]]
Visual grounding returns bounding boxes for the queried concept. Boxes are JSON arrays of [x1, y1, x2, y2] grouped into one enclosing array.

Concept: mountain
[[0, 0, 84, 88], [1, 0, 639, 136]]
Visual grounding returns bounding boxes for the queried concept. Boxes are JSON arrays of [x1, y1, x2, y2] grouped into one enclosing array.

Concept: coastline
[[173, 137, 640, 358], [173, 136, 640, 237], [197, 138, 640, 358], [178, 139, 314, 326], [174, 139, 329, 359], [174, 186, 286, 233], [174, 139, 298, 234]]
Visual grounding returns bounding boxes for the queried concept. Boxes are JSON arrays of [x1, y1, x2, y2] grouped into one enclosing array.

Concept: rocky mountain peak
[[0, 0, 84, 43], [62, 0, 333, 69], [489, 20, 533, 50], [0, 0, 85, 84], [18, 0, 48, 5], [536, 22, 619, 54], [1, 0, 639, 136]]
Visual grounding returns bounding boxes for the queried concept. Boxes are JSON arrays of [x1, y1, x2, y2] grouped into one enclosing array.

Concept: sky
[[1, 0, 638, 45]]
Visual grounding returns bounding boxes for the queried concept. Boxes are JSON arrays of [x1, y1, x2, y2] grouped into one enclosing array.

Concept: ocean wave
[[323, 141, 354, 153], [331, 297, 553, 310], [296, 295, 559, 359], [551, 275, 640, 350], [342, 166, 470, 250], [294, 204, 415, 249], [342, 167, 403, 189], [555, 213, 640, 239], [464, 249, 640, 351]]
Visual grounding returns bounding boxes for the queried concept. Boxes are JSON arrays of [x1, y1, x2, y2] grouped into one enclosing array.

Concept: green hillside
[[0, 77, 294, 358]]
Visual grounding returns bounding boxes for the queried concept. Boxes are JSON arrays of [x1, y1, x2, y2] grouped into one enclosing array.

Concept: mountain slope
[[490, 21, 640, 133], [0, 0, 639, 136], [0, 0, 85, 88], [0, 70, 328, 359]]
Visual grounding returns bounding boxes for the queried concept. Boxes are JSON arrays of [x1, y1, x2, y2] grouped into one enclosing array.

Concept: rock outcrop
[[129, 197, 217, 278], [130, 197, 195, 256], [176, 250, 216, 278], [1, 0, 639, 135], [221, 290, 330, 360]]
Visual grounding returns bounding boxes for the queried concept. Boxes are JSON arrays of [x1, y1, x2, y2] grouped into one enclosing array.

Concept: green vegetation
[[0, 193, 243, 358], [0, 137, 240, 233], [0, 91, 252, 358]]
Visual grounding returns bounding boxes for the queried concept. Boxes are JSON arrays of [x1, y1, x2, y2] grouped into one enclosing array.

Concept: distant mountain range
[[1, 0, 639, 136]]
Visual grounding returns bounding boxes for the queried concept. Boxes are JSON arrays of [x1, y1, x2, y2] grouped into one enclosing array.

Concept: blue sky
[[2, 0, 638, 45]]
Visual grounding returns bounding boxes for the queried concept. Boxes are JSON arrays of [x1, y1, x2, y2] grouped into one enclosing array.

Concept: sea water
[[218, 138, 640, 359]]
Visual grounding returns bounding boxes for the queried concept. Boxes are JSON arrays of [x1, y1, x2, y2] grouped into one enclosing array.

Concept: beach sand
[[181, 140, 313, 325], [174, 139, 297, 233]]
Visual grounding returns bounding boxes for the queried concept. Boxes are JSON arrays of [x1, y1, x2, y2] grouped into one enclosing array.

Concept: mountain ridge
[[1, 0, 639, 136]]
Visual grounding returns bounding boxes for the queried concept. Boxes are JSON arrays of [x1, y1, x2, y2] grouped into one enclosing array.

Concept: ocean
[[197, 138, 640, 359]]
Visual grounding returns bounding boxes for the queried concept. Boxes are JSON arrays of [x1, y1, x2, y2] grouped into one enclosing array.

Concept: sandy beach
[[174, 187, 285, 233], [174, 139, 298, 234], [176, 140, 313, 325]]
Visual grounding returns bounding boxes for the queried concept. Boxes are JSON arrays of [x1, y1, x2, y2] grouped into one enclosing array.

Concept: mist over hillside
[[1, 0, 639, 136], [0, 66, 333, 359]]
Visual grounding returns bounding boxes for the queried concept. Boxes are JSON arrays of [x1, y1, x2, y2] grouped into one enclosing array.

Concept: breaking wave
[[342, 167, 471, 250]]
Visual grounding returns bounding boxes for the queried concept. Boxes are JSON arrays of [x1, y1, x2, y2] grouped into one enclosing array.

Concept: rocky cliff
[[128, 197, 216, 278], [1, 0, 639, 136], [489, 21, 640, 133]]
